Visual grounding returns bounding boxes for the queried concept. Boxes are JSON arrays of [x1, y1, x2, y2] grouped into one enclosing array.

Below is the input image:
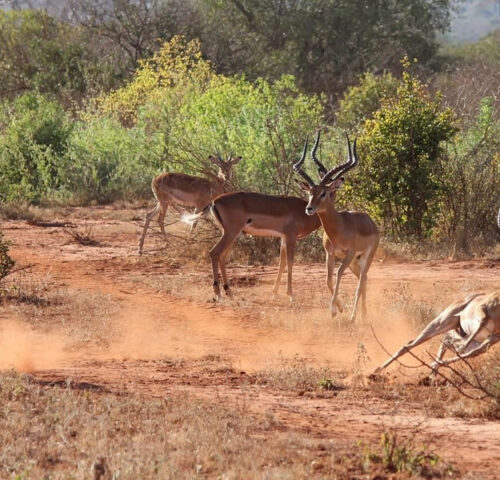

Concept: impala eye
[[320, 191, 326, 198]]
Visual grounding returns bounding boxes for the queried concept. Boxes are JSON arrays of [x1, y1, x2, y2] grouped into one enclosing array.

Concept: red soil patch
[[2, 208, 500, 478]]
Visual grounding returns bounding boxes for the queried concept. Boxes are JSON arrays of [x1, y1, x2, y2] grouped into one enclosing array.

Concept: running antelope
[[294, 132, 379, 321], [138, 155, 241, 254], [371, 291, 500, 377], [183, 141, 333, 301]]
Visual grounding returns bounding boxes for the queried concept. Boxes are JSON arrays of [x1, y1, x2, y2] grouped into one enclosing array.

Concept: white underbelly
[[243, 226, 285, 238], [168, 188, 198, 206], [460, 316, 497, 342]]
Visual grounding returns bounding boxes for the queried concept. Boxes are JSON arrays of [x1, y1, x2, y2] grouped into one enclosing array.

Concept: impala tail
[[181, 204, 211, 225]]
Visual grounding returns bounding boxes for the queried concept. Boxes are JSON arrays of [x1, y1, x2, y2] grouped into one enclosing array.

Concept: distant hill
[[448, 0, 500, 43]]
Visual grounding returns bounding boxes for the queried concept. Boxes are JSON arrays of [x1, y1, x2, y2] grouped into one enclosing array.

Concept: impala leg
[[436, 335, 500, 367], [323, 235, 335, 295], [158, 203, 169, 239], [349, 258, 361, 318], [429, 334, 453, 377], [210, 230, 240, 300], [285, 236, 296, 301], [371, 311, 461, 376], [138, 203, 160, 254], [330, 250, 355, 317], [272, 239, 287, 297], [189, 209, 198, 236], [219, 248, 233, 298], [189, 205, 204, 236], [326, 251, 336, 295], [352, 244, 377, 322]]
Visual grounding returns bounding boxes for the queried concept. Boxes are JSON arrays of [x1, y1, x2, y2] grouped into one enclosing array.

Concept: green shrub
[[160, 74, 324, 194], [348, 59, 457, 240], [0, 231, 15, 283], [437, 96, 500, 253], [336, 72, 398, 132], [63, 117, 164, 204], [0, 93, 72, 203]]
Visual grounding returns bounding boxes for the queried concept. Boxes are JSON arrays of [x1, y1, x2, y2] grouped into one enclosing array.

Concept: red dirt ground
[[2, 207, 500, 478]]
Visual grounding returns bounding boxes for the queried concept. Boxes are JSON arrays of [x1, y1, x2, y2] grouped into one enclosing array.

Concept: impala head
[[210, 154, 242, 182], [293, 132, 358, 216]]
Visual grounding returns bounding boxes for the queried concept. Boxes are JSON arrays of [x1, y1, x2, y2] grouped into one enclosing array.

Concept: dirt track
[[2, 208, 500, 478]]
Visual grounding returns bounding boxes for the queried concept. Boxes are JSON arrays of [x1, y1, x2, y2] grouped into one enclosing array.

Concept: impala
[[183, 141, 333, 301], [294, 132, 379, 321], [138, 154, 241, 254], [371, 291, 500, 377]]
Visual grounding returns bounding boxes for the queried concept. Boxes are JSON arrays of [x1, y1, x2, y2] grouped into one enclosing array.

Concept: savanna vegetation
[[0, 0, 499, 255], [1, 3, 499, 479]]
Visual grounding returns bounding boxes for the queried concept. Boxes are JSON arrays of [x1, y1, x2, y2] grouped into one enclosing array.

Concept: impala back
[[211, 192, 321, 238]]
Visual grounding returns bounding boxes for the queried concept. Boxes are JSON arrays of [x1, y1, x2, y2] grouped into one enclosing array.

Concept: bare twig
[[369, 325, 488, 401]]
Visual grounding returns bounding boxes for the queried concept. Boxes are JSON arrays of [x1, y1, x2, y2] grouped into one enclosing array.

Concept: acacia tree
[[68, 0, 201, 73], [351, 60, 457, 240], [200, 0, 455, 102], [0, 9, 120, 102]]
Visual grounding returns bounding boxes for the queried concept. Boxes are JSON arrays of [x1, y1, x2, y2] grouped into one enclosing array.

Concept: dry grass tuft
[[4, 272, 117, 347], [256, 354, 345, 395], [0, 370, 428, 480], [383, 282, 440, 329], [63, 225, 100, 246]]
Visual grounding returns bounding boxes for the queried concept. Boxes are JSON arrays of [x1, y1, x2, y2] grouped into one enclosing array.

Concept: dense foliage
[[0, 231, 15, 283], [352, 60, 458, 240], [0, 2, 498, 254]]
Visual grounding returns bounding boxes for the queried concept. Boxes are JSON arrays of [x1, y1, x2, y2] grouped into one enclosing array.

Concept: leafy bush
[[98, 37, 325, 195], [0, 93, 72, 204], [161, 74, 324, 194], [63, 117, 164, 204], [0, 231, 15, 284], [0, 10, 119, 102], [336, 72, 398, 132], [349, 60, 457, 240], [98, 36, 214, 126], [437, 96, 500, 253]]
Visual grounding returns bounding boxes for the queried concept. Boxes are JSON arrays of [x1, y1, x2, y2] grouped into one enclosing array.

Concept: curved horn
[[293, 137, 315, 186], [319, 134, 356, 186], [331, 136, 358, 180], [311, 130, 328, 178]]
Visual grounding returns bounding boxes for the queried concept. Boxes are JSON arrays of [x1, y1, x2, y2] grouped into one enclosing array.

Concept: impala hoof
[[330, 304, 338, 317]]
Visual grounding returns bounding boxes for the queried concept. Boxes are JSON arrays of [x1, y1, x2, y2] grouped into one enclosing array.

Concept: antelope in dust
[[371, 291, 500, 377], [294, 132, 379, 321], [183, 138, 334, 301], [138, 154, 241, 254]]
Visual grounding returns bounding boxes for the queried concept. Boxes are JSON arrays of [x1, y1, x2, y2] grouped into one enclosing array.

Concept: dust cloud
[[0, 285, 436, 376], [0, 319, 70, 372]]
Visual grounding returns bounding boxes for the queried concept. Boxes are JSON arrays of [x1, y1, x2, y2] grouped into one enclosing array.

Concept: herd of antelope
[[137, 132, 500, 379]]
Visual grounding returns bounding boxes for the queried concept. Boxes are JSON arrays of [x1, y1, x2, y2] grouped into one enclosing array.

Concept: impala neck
[[212, 176, 227, 194], [316, 201, 343, 236]]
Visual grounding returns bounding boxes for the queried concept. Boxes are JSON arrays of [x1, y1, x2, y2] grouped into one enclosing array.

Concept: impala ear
[[326, 177, 344, 191], [294, 178, 311, 191], [231, 156, 242, 166], [208, 155, 216, 163]]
